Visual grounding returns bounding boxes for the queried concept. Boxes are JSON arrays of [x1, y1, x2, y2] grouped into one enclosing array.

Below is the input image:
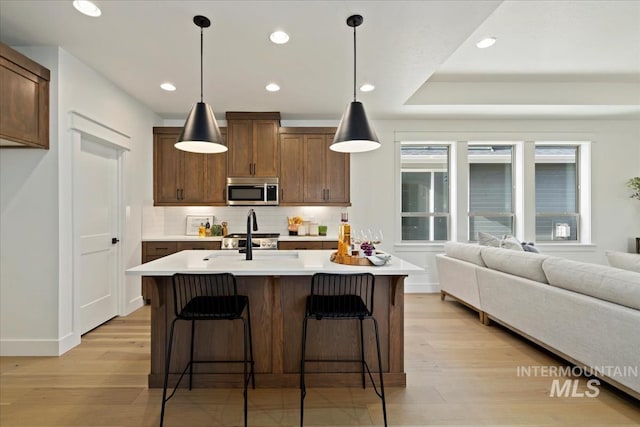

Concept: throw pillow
[[500, 235, 525, 251], [478, 231, 500, 247], [521, 243, 540, 253]]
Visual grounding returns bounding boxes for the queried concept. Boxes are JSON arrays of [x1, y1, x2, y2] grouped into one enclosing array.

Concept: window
[[468, 144, 514, 240], [535, 145, 579, 241], [400, 143, 449, 241], [396, 138, 590, 246]]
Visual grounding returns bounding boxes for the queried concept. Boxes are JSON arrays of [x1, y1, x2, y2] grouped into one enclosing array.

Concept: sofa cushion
[[480, 246, 550, 283], [543, 257, 640, 310], [444, 242, 486, 267], [606, 251, 640, 273]]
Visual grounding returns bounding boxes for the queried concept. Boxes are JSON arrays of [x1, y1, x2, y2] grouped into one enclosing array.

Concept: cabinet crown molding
[[226, 111, 281, 122]]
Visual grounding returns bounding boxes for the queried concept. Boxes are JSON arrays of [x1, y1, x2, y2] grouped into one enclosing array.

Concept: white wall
[[0, 47, 60, 353], [0, 46, 160, 355]]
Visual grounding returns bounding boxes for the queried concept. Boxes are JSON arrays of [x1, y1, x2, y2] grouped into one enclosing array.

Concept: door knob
[[112, 237, 120, 244]]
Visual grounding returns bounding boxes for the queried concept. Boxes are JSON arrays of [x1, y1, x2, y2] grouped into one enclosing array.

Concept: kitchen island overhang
[[126, 249, 423, 388]]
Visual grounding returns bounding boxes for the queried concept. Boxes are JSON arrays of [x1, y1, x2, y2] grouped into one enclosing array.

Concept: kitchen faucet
[[246, 208, 258, 260]]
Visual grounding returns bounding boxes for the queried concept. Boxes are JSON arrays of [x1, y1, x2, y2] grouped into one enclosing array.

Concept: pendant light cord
[[352, 24, 357, 102], [200, 25, 204, 103]]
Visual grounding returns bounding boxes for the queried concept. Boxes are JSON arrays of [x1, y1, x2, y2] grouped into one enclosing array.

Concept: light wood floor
[[1, 294, 638, 426]]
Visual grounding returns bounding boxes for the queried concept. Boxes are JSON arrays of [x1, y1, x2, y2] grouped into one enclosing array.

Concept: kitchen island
[[126, 249, 422, 388]]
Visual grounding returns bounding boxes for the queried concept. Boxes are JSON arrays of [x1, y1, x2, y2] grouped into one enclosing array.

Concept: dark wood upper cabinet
[[152, 121, 350, 207], [153, 127, 227, 206], [279, 133, 304, 203], [279, 127, 350, 206], [226, 112, 280, 177], [0, 42, 50, 149]]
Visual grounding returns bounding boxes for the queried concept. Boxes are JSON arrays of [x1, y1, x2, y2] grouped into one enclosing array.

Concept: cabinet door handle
[[180, 189, 184, 200], [176, 189, 180, 200], [326, 189, 329, 201]]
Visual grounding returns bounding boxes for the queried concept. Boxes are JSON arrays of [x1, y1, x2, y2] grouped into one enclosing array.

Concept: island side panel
[[150, 276, 169, 384], [389, 276, 405, 374], [148, 274, 406, 388]]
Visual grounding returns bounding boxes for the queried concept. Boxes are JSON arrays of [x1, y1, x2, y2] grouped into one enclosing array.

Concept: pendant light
[[330, 14, 380, 153], [175, 15, 227, 154]]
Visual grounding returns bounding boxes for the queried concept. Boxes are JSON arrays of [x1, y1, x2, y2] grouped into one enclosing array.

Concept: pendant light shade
[[331, 14, 380, 153], [331, 101, 380, 153], [175, 15, 227, 154]]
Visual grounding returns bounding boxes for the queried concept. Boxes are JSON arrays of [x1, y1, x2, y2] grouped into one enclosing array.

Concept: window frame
[[534, 143, 582, 242], [395, 136, 592, 248], [399, 142, 452, 242], [467, 142, 516, 241]]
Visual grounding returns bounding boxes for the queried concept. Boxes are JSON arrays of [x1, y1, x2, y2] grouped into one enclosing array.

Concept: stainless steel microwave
[[227, 177, 279, 206]]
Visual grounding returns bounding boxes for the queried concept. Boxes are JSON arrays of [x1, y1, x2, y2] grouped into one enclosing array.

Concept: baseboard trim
[[124, 295, 144, 316], [0, 332, 80, 356]]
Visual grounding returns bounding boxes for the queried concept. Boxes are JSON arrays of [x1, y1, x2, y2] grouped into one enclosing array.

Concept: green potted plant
[[627, 177, 640, 200]]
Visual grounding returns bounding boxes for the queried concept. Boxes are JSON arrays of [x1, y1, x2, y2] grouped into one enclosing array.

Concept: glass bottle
[[338, 212, 351, 256]]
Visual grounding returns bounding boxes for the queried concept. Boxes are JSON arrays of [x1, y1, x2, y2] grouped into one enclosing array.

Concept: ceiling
[[1, 0, 639, 121]]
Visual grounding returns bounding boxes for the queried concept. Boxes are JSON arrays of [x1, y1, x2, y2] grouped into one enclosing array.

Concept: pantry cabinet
[[226, 112, 280, 177], [279, 127, 350, 206], [153, 127, 227, 206], [0, 42, 50, 148]]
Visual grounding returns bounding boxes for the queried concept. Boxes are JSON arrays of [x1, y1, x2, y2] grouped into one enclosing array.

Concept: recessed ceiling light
[[160, 82, 176, 91], [72, 0, 101, 17], [265, 83, 280, 92], [476, 37, 496, 49], [269, 31, 289, 44], [360, 83, 375, 92]]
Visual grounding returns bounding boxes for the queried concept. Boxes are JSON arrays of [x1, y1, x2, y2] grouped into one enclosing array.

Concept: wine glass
[[351, 229, 362, 246], [372, 229, 383, 246], [365, 229, 374, 245]]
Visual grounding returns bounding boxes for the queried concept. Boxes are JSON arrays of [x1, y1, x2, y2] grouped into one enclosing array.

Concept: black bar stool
[[160, 273, 255, 427], [300, 272, 387, 426]]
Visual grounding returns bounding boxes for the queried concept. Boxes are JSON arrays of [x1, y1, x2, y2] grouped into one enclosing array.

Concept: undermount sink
[[203, 250, 299, 261]]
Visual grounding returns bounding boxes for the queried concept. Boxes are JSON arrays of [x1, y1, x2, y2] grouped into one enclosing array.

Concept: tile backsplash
[[142, 203, 346, 237]]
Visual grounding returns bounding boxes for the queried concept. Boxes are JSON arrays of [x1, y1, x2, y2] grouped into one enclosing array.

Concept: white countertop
[[142, 235, 337, 242], [126, 249, 423, 277]]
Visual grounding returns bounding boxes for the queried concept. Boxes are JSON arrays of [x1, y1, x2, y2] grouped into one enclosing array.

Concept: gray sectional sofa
[[436, 242, 640, 399]]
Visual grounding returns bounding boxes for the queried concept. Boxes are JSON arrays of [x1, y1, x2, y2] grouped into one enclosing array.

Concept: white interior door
[[77, 136, 119, 334]]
